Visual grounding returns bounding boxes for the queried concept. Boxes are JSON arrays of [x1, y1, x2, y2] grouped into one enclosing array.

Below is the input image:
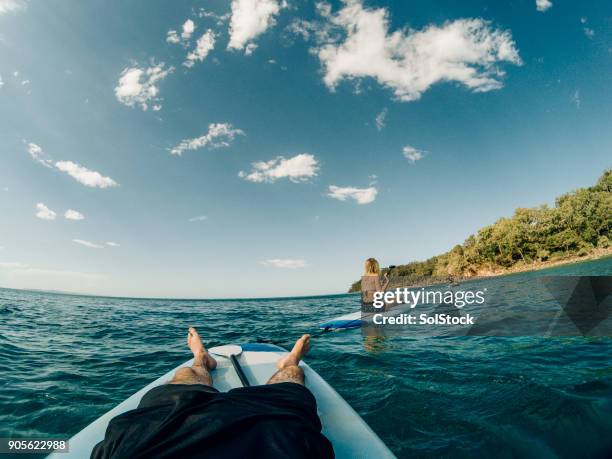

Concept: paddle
[[210, 344, 251, 387]]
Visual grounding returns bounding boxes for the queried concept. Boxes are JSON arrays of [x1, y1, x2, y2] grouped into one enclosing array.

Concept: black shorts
[[92, 382, 334, 459]]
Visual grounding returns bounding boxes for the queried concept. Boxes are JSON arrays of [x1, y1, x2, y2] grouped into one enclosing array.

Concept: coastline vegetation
[[349, 169, 611, 292]]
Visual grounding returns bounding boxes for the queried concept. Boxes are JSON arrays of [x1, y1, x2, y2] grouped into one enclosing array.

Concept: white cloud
[[239, 153, 319, 183], [375, 108, 387, 131], [260, 259, 307, 269], [536, 0, 552, 12], [166, 29, 180, 44], [106, 242, 120, 247], [402, 145, 425, 163], [286, 19, 315, 41], [244, 43, 258, 55], [25, 143, 117, 189], [0, 74, 4, 88], [26, 142, 53, 168], [572, 89, 581, 109], [73, 239, 103, 249], [35, 203, 56, 220], [188, 215, 208, 222], [55, 161, 119, 188], [182, 19, 196, 40], [327, 185, 377, 204], [199, 9, 231, 24], [583, 27, 594, 38], [115, 62, 174, 111], [169, 123, 244, 155], [184, 30, 216, 67], [0, 0, 27, 14], [315, 1, 521, 102], [64, 209, 85, 220], [228, 0, 284, 52]]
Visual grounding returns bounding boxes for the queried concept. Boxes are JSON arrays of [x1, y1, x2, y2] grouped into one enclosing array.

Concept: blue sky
[[0, 0, 610, 298]]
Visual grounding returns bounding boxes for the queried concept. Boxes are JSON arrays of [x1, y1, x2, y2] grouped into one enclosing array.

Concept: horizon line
[[0, 285, 355, 302]]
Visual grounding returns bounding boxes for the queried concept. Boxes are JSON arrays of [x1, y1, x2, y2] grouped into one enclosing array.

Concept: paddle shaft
[[230, 354, 251, 387]]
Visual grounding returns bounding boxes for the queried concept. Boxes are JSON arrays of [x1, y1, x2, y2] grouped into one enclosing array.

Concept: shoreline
[[381, 248, 612, 292], [466, 247, 612, 280]]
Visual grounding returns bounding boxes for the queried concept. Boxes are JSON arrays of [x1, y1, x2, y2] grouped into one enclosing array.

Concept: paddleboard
[[49, 343, 395, 458]]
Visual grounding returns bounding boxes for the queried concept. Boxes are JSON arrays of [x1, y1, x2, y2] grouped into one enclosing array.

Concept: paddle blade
[[210, 344, 242, 357]]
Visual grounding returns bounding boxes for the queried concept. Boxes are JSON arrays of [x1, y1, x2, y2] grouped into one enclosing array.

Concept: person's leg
[[266, 334, 310, 385], [170, 327, 217, 386]]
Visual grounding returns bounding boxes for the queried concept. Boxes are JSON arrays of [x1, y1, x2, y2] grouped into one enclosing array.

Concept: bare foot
[[188, 327, 217, 370], [277, 334, 310, 370]]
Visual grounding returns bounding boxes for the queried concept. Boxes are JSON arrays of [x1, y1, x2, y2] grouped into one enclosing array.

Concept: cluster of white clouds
[[188, 215, 208, 222], [199, 9, 231, 25], [239, 153, 319, 183], [35, 203, 85, 221], [26, 143, 119, 188], [140, 0, 289, 111], [580, 17, 594, 39], [27, 142, 53, 167], [114, 62, 173, 111], [0, 70, 32, 92], [24, 140, 119, 253], [260, 258, 307, 269], [167, 19, 217, 68], [118, 0, 525, 116], [310, 1, 522, 102], [536, 0, 552, 12], [327, 185, 377, 205], [185, 30, 216, 67], [169, 123, 245, 156], [167, 19, 194, 45]]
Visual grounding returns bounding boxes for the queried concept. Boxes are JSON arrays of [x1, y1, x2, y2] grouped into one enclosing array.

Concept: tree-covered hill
[[349, 169, 611, 292]]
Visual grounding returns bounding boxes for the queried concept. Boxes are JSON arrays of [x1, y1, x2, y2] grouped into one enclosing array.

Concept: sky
[[0, 0, 610, 298]]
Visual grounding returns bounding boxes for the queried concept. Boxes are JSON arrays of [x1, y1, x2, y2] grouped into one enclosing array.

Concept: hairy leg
[[266, 334, 310, 386], [170, 327, 217, 386]]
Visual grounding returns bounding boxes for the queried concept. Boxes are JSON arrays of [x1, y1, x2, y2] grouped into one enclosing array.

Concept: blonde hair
[[364, 258, 380, 275]]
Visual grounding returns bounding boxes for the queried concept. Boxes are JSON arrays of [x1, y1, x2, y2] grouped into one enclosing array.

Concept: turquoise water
[[1, 258, 612, 458]]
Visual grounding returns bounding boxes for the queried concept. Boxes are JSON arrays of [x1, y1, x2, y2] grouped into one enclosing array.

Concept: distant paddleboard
[[50, 343, 395, 459]]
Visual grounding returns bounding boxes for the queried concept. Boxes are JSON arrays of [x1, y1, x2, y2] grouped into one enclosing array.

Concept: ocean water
[[1, 258, 612, 458]]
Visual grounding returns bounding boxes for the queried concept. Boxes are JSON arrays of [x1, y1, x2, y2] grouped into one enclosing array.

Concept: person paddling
[[92, 328, 334, 459]]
